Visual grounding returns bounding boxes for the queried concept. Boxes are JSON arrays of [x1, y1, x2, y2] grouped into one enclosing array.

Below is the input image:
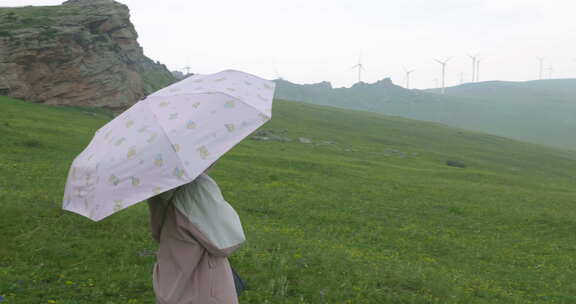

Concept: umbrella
[[63, 70, 276, 221]]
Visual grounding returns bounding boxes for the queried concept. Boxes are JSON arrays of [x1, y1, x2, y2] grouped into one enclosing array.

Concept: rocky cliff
[[0, 0, 176, 110]]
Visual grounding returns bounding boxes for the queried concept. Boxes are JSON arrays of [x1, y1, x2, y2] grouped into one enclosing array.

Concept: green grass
[[141, 65, 178, 94], [2, 95, 576, 303], [0, 6, 77, 31]]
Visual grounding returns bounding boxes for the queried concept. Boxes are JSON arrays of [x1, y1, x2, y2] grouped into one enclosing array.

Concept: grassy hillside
[[0, 5, 80, 33], [275, 78, 576, 150], [430, 80, 576, 150], [2, 96, 576, 303], [436, 79, 576, 104]]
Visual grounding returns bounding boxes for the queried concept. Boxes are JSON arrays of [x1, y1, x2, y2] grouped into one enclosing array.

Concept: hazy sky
[[3, 0, 576, 88]]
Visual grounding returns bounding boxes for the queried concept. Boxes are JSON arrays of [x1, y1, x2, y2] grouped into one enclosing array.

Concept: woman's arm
[[148, 196, 166, 243], [148, 188, 179, 242]]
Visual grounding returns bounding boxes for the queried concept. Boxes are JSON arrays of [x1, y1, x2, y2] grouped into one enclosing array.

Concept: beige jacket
[[148, 174, 245, 304]]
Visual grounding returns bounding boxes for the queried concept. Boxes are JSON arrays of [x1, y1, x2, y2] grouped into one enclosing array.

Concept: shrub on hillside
[[21, 139, 43, 148], [446, 160, 466, 168]]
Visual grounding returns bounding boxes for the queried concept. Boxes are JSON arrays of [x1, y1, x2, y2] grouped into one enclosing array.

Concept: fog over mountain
[[274, 78, 576, 150]]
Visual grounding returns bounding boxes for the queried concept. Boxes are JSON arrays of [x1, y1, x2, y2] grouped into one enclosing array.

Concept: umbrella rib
[[154, 91, 271, 119], [143, 99, 192, 181], [213, 91, 271, 118], [143, 90, 272, 184]]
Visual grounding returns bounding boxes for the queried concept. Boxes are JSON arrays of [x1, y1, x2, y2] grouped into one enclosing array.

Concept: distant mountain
[[274, 78, 576, 150], [430, 79, 576, 102], [275, 78, 432, 111]]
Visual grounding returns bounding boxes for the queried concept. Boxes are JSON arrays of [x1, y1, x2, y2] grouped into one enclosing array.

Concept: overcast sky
[[3, 0, 576, 88]]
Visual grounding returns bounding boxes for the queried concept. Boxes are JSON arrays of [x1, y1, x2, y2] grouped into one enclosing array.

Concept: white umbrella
[[63, 70, 275, 221]]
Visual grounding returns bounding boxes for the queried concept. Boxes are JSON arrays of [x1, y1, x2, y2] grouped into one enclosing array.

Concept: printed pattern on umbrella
[[63, 70, 276, 221]]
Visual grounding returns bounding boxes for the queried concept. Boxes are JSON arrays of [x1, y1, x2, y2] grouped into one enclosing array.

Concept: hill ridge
[[274, 78, 576, 150]]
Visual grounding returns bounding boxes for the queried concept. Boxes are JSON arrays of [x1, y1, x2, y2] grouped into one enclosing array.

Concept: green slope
[[432, 80, 576, 150], [436, 79, 576, 104], [2, 96, 576, 303], [275, 78, 576, 150]]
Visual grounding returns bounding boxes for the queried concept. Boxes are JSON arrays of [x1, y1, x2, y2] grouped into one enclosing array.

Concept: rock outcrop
[[273, 77, 425, 109], [0, 0, 176, 110]]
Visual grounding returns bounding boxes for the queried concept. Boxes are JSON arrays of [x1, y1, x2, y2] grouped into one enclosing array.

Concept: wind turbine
[[434, 57, 452, 94], [273, 66, 283, 80], [468, 54, 479, 82], [271, 59, 284, 80], [475, 58, 482, 82], [350, 55, 366, 83], [537, 57, 545, 80], [547, 65, 554, 79], [403, 66, 415, 89]]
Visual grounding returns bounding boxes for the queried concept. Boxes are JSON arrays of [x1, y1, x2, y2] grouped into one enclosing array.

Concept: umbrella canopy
[[63, 70, 276, 221]]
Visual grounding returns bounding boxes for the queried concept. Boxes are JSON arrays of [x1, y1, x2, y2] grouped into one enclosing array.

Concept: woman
[[148, 168, 245, 304]]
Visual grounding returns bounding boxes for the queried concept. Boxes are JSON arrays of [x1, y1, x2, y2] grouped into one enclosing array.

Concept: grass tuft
[[20, 139, 43, 148]]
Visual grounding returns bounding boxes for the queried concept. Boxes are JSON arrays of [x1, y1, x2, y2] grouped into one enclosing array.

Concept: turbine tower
[[434, 57, 452, 94], [475, 58, 482, 82], [468, 54, 479, 82], [537, 57, 545, 80], [403, 66, 415, 89], [351, 55, 366, 83], [273, 66, 283, 80], [547, 65, 554, 79], [272, 59, 284, 80]]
